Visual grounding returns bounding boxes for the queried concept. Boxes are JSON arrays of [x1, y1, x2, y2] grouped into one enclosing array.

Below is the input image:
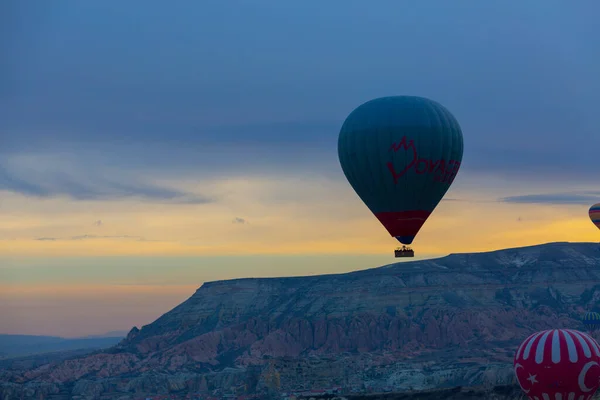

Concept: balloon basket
[[395, 246, 414, 258]]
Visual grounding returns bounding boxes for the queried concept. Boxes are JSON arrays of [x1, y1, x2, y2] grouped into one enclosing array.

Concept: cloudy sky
[[2, 0, 599, 337]]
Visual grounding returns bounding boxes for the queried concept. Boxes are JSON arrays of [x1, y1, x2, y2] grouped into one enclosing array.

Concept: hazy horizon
[[2, 0, 599, 337]]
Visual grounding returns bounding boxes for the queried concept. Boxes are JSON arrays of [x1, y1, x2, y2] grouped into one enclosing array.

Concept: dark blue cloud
[[69, 235, 144, 241], [500, 192, 600, 205], [0, 164, 213, 204], [2, 0, 599, 199], [0, 165, 51, 197]]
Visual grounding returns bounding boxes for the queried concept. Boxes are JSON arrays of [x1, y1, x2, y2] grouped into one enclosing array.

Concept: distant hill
[[80, 330, 129, 339], [3, 241, 600, 399], [0, 332, 125, 359]]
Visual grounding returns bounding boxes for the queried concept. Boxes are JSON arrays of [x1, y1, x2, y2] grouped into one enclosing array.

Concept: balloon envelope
[[514, 329, 600, 399], [590, 203, 600, 230], [337, 96, 464, 245], [583, 311, 600, 332]]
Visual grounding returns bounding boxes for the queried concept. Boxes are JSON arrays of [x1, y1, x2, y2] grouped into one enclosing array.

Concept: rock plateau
[[4, 241, 600, 399]]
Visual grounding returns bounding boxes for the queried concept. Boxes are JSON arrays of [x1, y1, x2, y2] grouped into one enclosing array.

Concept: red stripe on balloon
[[373, 210, 431, 237]]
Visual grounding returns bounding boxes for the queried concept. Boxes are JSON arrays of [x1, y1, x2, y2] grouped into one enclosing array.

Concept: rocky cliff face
[[4, 241, 600, 399]]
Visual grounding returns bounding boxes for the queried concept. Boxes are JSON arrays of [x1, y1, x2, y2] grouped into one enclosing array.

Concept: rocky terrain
[[3, 241, 600, 399], [344, 384, 524, 399]]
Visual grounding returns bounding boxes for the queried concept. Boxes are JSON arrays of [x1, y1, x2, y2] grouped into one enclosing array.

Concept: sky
[[1, 0, 600, 337]]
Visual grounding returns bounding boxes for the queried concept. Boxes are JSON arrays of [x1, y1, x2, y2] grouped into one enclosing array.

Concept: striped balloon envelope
[[583, 312, 600, 333], [514, 329, 600, 400], [589, 203, 600, 230]]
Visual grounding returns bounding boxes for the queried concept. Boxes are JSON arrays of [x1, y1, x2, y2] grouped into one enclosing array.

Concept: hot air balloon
[[583, 311, 600, 333], [514, 329, 600, 399], [337, 96, 464, 258], [589, 203, 600, 231]]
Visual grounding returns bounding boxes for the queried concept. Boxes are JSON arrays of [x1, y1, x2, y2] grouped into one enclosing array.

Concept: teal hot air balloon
[[338, 96, 464, 257], [583, 311, 600, 332]]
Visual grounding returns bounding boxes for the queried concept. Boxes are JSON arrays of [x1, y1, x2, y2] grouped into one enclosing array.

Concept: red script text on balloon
[[387, 136, 461, 185]]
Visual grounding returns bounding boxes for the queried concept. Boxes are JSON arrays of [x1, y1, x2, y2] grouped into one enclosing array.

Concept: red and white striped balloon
[[514, 329, 600, 400]]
